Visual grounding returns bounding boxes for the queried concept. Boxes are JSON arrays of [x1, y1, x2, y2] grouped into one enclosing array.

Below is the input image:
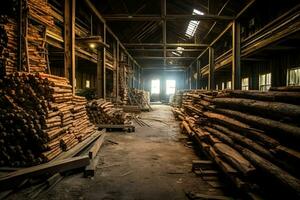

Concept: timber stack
[[0, 16, 18, 75], [172, 89, 300, 198], [25, 0, 54, 73], [87, 99, 127, 125], [119, 63, 128, 104], [0, 72, 96, 167], [129, 88, 150, 109]]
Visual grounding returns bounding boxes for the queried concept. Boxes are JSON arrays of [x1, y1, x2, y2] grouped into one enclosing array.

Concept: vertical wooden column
[[18, 0, 23, 71], [189, 66, 192, 89], [64, 0, 76, 94], [116, 41, 120, 100], [232, 20, 241, 90], [208, 46, 215, 90], [196, 60, 200, 89], [162, 0, 166, 66], [97, 24, 106, 98]]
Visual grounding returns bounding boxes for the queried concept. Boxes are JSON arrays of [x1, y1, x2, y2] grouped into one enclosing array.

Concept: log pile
[[173, 89, 300, 198], [25, 0, 54, 73], [0, 16, 18, 75], [27, 24, 48, 73], [0, 72, 96, 167], [119, 63, 129, 104], [129, 88, 150, 109], [87, 99, 127, 125], [27, 0, 54, 27]]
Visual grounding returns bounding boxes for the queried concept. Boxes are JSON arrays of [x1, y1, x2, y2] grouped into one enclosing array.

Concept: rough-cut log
[[213, 108, 300, 146], [226, 90, 300, 105], [269, 86, 300, 92], [212, 97, 300, 120], [213, 143, 255, 176], [203, 111, 279, 148], [209, 124, 274, 160], [238, 146, 300, 197]]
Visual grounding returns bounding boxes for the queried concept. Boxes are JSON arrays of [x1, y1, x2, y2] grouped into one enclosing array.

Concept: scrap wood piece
[[84, 155, 101, 177], [0, 156, 90, 190], [185, 191, 233, 200], [88, 133, 106, 159]]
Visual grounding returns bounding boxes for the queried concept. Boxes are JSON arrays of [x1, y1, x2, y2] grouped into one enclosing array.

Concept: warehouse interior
[[0, 0, 300, 199]]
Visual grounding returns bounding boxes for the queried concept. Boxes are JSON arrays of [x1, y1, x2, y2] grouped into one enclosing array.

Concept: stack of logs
[[129, 88, 150, 109], [0, 72, 96, 167], [25, 0, 54, 73], [87, 99, 127, 125], [27, 24, 48, 73], [119, 63, 128, 104], [27, 0, 54, 27], [0, 16, 18, 75], [173, 88, 300, 198]]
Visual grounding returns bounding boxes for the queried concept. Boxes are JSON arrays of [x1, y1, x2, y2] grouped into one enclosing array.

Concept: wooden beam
[[0, 156, 90, 190], [88, 133, 106, 159], [116, 41, 120, 99], [232, 20, 241, 90], [64, 0, 70, 79], [124, 43, 209, 47], [208, 47, 215, 90], [64, 0, 76, 94], [135, 56, 195, 59], [103, 14, 234, 21]]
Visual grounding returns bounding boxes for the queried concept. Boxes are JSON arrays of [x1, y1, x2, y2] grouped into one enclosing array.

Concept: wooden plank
[[0, 156, 90, 190], [88, 133, 106, 159], [54, 131, 103, 160]]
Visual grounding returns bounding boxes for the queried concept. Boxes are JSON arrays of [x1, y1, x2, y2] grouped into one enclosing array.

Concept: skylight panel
[[185, 9, 204, 38], [172, 47, 184, 56]]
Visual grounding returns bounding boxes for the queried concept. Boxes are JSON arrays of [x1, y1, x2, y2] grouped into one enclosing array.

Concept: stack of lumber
[[0, 16, 18, 75], [27, 0, 54, 27], [129, 88, 150, 109], [119, 65, 128, 104], [26, 0, 54, 73], [0, 72, 96, 167], [173, 89, 300, 198], [171, 90, 184, 107], [27, 24, 48, 73], [87, 99, 127, 125]]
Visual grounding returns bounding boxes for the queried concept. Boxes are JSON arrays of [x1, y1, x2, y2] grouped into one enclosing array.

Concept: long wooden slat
[[0, 156, 90, 190]]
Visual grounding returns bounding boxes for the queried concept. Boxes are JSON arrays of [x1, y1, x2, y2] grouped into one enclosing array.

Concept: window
[[259, 73, 271, 91], [287, 67, 300, 86], [166, 80, 176, 95], [242, 77, 249, 90], [86, 80, 90, 88], [185, 9, 204, 38], [227, 81, 232, 89], [216, 84, 219, 90], [221, 82, 225, 90], [151, 79, 160, 94]]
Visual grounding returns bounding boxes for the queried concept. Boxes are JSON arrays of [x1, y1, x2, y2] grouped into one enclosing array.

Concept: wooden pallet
[[96, 123, 135, 132]]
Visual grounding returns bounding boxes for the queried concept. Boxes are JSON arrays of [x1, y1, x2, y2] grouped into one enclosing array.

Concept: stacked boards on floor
[[173, 89, 300, 198]]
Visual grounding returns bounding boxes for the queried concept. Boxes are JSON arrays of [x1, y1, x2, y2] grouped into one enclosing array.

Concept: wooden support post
[[232, 20, 241, 90], [64, 0, 76, 94], [162, 0, 167, 66], [17, 0, 22, 71], [197, 60, 200, 89], [208, 46, 215, 90], [97, 24, 106, 98], [116, 41, 120, 100], [103, 24, 106, 98]]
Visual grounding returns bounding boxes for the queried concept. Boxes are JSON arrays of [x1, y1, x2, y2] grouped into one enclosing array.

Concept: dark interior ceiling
[[91, 0, 249, 69]]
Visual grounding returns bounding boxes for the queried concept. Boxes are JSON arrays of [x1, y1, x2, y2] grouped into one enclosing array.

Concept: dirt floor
[[10, 105, 236, 200]]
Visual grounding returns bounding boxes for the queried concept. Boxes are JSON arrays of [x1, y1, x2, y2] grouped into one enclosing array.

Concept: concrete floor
[[17, 105, 234, 200]]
